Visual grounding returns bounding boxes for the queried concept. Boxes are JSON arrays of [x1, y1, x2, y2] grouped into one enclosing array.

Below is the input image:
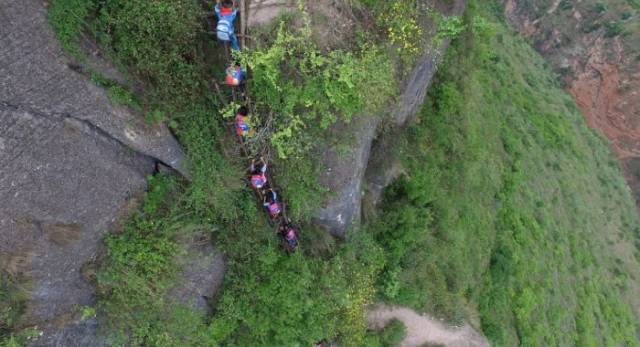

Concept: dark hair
[[222, 0, 233, 7], [237, 106, 248, 116]]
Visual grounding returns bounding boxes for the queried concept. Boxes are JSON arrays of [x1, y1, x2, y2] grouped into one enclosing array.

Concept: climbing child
[[225, 62, 247, 97], [278, 220, 299, 250], [214, 0, 240, 51], [263, 187, 282, 219], [235, 106, 252, 141], [249, 156, 267, 190]]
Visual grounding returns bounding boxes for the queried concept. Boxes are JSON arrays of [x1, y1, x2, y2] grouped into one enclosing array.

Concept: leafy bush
[[604, 20, 625, 37], [243, 20, 396, 159], [94, 0, 204, 112]]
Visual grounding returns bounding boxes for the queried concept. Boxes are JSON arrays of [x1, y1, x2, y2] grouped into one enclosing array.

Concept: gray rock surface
[[31, 317, 108, 347], [316, 0, 468, 235], [0, 105, 152, 346], [0, 0, 187, 174], [314, 116, 378, 235], [169, 233, 226, 314], [0, 0, 189, 345]]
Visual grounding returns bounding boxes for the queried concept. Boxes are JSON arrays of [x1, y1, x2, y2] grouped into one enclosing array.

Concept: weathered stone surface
[[0, 0, 187, 174], [31, 317, 108, 347], [316, 1, 468, 235], [314, 116, 379, 235], [0, 0, 190, 345], [169, 233, 226, 314], [246, 0, 297, 28], [0, 105, 152, 346]]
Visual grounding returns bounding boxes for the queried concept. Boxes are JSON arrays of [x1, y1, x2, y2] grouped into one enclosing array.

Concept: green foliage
[[80, 306, 96, 321], [94, 0, 204, 113], [604, 20, 626, 37], [359, 0, 433, 68], [369, 2, 640, 345], [210, 225, 385, 347], [594, 2, 608, 13], [434, 15, 466, 43], [48, 0, 95, 56], [244, 21, 396, 159], [364, 319, 407, 347], [384, 2, 424, 55], [0, 273, 24, 346], [90, 72, 140, 108]]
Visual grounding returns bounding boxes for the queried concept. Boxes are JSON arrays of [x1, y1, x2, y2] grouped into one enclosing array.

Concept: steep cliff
[[503, 0, 640, 204], [0, 0, 188, 344], [311, 0, 468, 235]]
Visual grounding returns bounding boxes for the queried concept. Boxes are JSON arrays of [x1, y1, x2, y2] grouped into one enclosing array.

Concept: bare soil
[[368, 304, 490, 347]]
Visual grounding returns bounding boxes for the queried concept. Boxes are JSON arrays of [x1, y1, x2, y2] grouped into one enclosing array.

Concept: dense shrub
[[94, 0, 204, 112]]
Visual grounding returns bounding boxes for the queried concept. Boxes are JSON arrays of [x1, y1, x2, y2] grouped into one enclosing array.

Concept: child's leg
[[229, 33, 240, 51]]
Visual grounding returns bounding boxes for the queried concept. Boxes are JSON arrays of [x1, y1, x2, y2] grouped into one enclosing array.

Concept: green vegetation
[[364, 319, 407, 347], [46, 1, 398, 346], [370, 2, 640, 346], [42, 0, 640, 346], [243, 21, 396, 159], [0, 273, 24, 346], [90, 73, 140, 109], [48, 0, 95, 56]]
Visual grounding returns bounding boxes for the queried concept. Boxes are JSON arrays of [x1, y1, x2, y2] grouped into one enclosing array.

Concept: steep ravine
[[0, 0, 190, 344]]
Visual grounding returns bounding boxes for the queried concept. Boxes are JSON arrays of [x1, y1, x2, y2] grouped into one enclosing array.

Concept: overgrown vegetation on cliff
[[370, 2, 640, 346], [44, 0, 409, 346], [40, 0, 640, 346]]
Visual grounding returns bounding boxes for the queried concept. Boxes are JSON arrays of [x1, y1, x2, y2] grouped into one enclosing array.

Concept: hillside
[[503, 0, 640, 208], [368, 3, 640, 345], [1, 0, 639, 346]]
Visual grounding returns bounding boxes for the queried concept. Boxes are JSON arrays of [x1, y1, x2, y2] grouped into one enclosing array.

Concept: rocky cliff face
[[503, 0, 640, 204], [0, 0, 188, 344], [314, 0, 469, 235]]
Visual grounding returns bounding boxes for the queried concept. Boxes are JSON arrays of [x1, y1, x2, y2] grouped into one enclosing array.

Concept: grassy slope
[[370, 2, 640, 346]]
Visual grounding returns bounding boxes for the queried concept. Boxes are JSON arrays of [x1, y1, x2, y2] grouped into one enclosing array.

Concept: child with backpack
[[278, 220, 299, 250], [263, 188, 282, 219], [249, 156, 268, 190], [235, 106, 252, 141], [215, 0, 240, 51]]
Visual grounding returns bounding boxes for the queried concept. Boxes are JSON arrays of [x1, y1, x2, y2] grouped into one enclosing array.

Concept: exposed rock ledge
[[0, 0, 190, 345]]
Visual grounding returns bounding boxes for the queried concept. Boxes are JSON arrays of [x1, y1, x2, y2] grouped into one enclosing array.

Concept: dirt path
[[368, 305, 490, 347]]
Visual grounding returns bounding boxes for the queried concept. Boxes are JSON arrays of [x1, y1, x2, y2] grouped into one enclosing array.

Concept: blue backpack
[[217, 18, 232, 41]]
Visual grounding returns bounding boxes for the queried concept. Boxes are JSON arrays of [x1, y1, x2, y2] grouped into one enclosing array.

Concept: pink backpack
[[268, 202, 281, 217], [250, 174, 266, 189], [285, 228, 296, 240]]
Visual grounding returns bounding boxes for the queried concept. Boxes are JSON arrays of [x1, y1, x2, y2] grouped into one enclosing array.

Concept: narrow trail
[[368, 305, 491, 347]]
